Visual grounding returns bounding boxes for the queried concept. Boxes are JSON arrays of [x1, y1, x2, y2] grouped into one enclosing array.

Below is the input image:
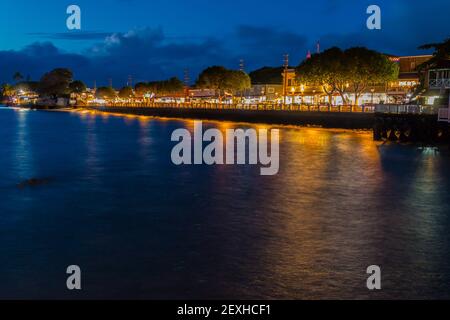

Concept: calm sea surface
[[1, 106, 450, 299]]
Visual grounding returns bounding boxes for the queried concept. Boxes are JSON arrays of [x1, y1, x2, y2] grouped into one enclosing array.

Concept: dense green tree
[[249, 67, 284, 84], [38, 68, 73, 97], [196, 66, 229, 91], [342, 47, 398, 104], [224, 70, 251, 94], [134, 77, 184, 97], [96, 86, 117, 99], [156, 77, 184, 94], [196, 66, 251, 98], [297, 47, 344, 104], [118, 86, 134, 98], [69, 80, 87, 94], [296, 47, 398, 105], [134, 82, 150, 97]]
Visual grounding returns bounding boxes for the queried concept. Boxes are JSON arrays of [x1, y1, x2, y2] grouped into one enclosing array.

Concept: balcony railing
[[429, 79, 450, 89], [374, 104, 439, 114]]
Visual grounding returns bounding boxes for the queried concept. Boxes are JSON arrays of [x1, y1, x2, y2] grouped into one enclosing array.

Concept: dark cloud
[[27, 31, 112, 41], [235, 25, 309, 67], [0, 42, 90, 83], [84, 28, 237, 85], [0, 28, 237, 86], [318, 0, 450, 55], [0, 25, 312, 87]]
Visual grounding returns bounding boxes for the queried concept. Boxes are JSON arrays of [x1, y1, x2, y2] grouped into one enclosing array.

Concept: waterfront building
[[420, 59, 450, 106], [242, 84, 283, 103], [12, 89, 39, 105], [71, 88, 95, 105]]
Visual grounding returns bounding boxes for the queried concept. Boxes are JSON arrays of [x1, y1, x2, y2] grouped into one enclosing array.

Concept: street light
[[406, 92, 412, 103], [290, 87, 295, 104], [300, 84, 305, 106], [371, 88, 375, 104]]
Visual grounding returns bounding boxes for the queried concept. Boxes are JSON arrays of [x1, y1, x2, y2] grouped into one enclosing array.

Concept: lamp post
[[300, 84, 305, 108], [313, 89, 316, 110], [406, 92, 412, 103], [283, 54, 289, 109], [290, 86, 295, 109], [371, 88, 375, 105]]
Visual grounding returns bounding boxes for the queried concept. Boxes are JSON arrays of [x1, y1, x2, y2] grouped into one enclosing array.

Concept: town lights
[[406, 93, 413, 102]]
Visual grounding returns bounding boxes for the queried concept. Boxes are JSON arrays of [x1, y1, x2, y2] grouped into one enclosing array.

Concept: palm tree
[[1, 83, 15, 97], [418, 38, 450, 70], [13, 71, 23, 83]]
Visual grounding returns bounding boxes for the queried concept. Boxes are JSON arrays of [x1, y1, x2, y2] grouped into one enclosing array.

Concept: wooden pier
[[373, 105, 450, 143]]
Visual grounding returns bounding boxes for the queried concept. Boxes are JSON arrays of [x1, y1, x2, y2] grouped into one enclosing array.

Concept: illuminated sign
[[398, 81, 417, 87]]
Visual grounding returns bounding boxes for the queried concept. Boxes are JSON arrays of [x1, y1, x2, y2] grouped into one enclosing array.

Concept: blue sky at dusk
[[0, 0, 449, 86]]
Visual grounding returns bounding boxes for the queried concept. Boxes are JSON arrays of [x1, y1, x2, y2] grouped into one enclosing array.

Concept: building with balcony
[[426, 60, 450, 89], [418, 59, 450, 107]]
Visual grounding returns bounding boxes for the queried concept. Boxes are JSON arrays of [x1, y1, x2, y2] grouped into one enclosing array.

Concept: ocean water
[[0, 106, 450, 299]]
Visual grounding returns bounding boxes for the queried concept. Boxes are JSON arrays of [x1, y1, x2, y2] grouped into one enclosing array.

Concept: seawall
[[86, 106, 375, 129]]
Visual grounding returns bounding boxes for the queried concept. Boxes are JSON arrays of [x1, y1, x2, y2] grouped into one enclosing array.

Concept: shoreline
[[3, 104, 374, 134], [76, 107, 374, 135], [81, 106, 375, 130]]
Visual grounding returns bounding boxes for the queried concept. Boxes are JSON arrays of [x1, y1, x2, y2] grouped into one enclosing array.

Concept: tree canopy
[[296, 47, 398, 104], [69, 80, 87, 94], [38, 68, 73, 97], [249, 67, 284, 85], [96, 86, 117, 99], [225, 70, 251, 93], [134, 77, 184, 97], [196, 66, 251, 94], [196, 66, 228, 90], [296, 47, 344, 102], [118, 86, 134, 98]]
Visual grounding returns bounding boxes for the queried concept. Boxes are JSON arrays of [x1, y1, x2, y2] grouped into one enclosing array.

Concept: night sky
[[1, 0, 449, 86]]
